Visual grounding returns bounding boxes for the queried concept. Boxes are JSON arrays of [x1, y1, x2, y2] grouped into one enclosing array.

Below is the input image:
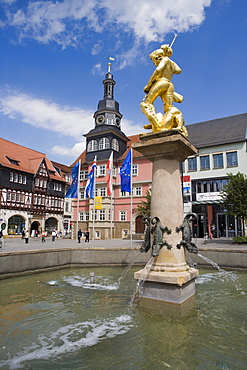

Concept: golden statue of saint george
[[140, 43, 188, 137]]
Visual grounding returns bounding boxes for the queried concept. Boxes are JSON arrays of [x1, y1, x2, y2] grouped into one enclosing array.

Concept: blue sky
[[0, 0, 246, 165]]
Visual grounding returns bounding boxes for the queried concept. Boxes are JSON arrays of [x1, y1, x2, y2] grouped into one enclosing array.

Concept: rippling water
[[0, 267, 246, 369]]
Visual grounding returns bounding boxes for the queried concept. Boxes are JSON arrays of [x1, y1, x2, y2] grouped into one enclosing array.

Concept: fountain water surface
[[0, 266, 246, 370]]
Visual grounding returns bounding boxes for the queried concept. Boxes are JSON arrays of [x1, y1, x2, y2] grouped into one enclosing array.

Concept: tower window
[[88, 140, 98, 152], [112, 138, 119, 152], [99, 138, 110, 150]]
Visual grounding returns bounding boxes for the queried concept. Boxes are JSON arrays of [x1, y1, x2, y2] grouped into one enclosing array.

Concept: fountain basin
[[0, 266, 246, 369]]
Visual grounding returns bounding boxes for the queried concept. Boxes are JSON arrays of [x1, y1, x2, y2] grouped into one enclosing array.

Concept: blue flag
[[120, 149, 132, 193], [85, 157, 97, 198], [65, 161, 80, 198]]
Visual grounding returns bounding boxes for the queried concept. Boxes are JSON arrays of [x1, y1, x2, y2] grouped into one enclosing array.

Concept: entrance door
[[197, 213, 207, 238], [45, 217, 58, 235], [217, 213, 236, 238], [135, 215, 145, 234], [31, 221, 40, 237]]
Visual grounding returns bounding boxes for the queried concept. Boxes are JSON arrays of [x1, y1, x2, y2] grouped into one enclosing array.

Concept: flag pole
[[130, 149, 133, 248], [92, 156, 96, 247], [110, 152, 113, 247], [76, 160, 81, 244]]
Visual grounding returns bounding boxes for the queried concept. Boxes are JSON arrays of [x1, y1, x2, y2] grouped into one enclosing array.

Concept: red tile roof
[[0, 138, 65, 181]]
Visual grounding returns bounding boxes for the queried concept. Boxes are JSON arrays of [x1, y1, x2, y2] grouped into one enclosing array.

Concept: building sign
[[181, 175, 191, 203], [196, 192, 221, 202], [94, 196, 102, 210]]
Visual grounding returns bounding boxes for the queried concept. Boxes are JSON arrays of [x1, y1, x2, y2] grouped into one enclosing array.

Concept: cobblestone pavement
[[0, 236, 143, 252], [1, 236, 246, 253]]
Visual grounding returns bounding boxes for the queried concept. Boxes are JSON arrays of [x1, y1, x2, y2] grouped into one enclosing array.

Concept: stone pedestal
[[133, 130, 199, 304]]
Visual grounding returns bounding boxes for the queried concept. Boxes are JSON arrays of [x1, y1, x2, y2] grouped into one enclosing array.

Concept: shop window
[[8, 215, 25, 235]]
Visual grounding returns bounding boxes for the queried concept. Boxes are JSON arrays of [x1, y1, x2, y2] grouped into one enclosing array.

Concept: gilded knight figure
[[140, 43, 188, 137]]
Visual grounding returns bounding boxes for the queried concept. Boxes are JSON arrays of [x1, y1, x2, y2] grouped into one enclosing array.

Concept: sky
[[0, 0, 246, 166]]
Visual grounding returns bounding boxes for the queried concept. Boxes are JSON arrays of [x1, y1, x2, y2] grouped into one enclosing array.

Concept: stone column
[[133, 130, 199, 304]]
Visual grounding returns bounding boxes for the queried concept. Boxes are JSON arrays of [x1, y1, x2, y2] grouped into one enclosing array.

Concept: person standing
[[84, 230, 90, 242], [24, 230, 30, 244], [21, 229, 25, 239], [77, 229, 83, 243]]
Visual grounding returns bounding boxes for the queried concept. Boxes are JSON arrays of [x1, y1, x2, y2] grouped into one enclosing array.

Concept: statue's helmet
[[160, 44, 173, 57]]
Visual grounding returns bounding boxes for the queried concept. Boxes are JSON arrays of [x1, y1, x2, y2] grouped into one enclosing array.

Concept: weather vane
[[106, 56, 115, 73]]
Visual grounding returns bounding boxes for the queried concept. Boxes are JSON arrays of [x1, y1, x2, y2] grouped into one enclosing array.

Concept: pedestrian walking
[[84, 230, 90, 242], [52, 229, 56, 242], [24, 230, 30, 244], [41, 230, 47, 243]]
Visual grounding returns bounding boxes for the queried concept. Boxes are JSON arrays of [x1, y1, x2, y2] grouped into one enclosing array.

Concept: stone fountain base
[[134, 268, 199, 304], [132, 130, 199, 305]]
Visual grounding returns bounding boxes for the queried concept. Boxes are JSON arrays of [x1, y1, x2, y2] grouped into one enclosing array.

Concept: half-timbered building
[[0, 138, 67, 236]]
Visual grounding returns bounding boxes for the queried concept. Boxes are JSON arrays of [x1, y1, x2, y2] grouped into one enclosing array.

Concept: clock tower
[[84, 62, 129, 162]]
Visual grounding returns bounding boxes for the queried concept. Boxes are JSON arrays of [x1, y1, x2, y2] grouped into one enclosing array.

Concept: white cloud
[[51, 141, 85, 158], [1, 0, 212, 51], [0, 87, 144, 157], [0, 87, 94, 138]]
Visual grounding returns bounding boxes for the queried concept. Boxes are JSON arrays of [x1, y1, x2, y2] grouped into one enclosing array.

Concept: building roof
[[0, 138, 65, 182], [187, 113, 247, 148]]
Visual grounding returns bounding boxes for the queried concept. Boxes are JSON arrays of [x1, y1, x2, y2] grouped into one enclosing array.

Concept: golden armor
[[141, 43, 188, 137]]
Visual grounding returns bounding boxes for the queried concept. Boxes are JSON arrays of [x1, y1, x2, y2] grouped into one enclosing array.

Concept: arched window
[[99, 137, 110, 150], [112, 138, 119, 152], [87, 140, 98, 152]]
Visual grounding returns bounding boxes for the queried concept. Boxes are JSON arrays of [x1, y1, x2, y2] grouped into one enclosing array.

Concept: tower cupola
[[84, 62, 128, 162]]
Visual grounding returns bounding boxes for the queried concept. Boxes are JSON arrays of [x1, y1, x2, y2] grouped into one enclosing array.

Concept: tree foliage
[[136, 189, 151, 217], [221, 172, 247, 235]]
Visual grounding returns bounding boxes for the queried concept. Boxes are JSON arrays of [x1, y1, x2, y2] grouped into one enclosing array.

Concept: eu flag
[[65, 161, 80, 198], [120, 149, 132, 193]]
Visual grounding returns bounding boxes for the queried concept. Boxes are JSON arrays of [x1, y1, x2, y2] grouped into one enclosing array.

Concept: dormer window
[[6, 155, 20, 166]]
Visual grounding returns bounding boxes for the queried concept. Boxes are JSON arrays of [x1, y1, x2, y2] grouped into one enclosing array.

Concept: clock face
[[96, 115, 105, 124], [116, 118, 121, 126]]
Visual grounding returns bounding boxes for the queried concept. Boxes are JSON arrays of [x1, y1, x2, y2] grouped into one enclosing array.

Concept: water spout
[[90, 272, 95, 285], [130, 256, 154, 304], [197, 253, 246, 296], [118, 252, 142, 286], [197, 253, 224, 272]]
